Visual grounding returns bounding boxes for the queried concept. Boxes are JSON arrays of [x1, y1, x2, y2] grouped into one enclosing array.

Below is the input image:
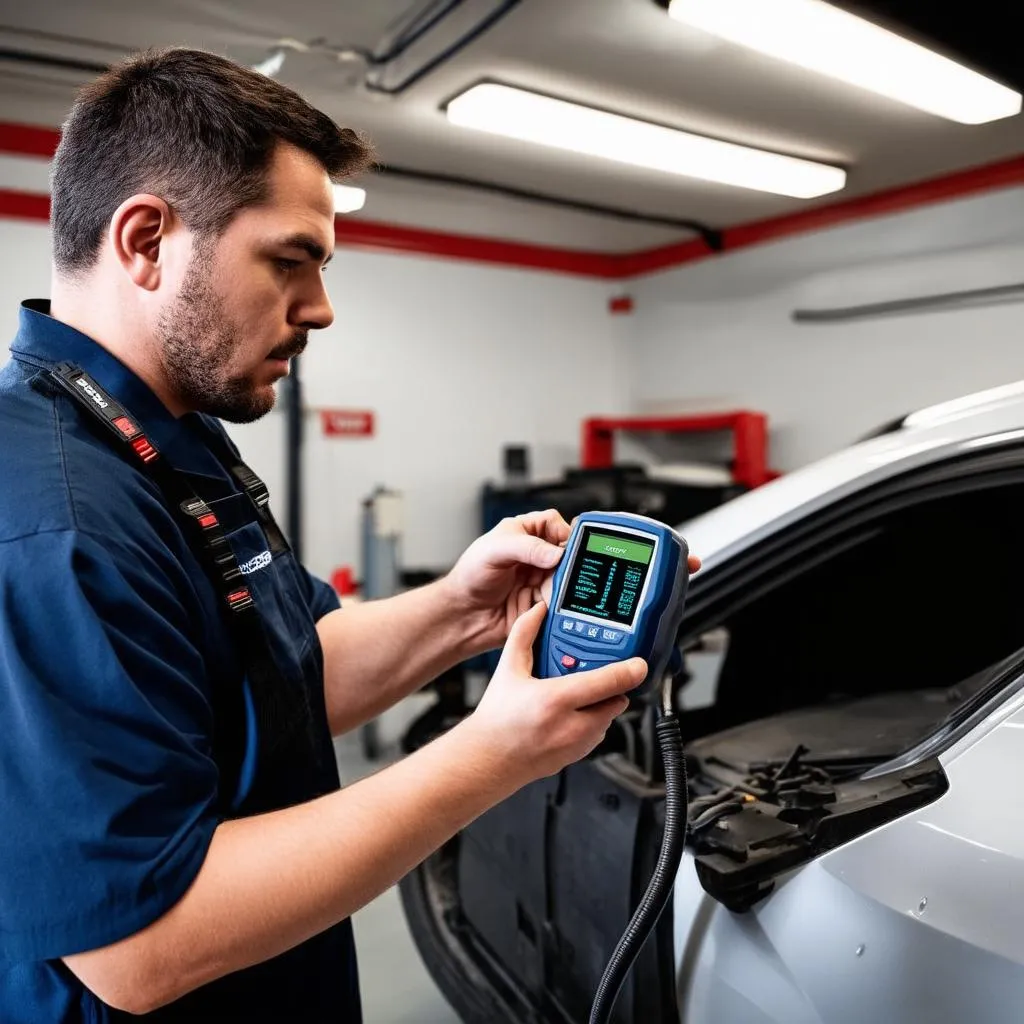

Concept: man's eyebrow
[[276, 234, 334, 266]]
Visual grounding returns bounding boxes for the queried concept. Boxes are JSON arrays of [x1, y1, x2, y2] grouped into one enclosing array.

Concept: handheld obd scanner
[[536, 512, 689, 689], [535, 512, 692, 1024]]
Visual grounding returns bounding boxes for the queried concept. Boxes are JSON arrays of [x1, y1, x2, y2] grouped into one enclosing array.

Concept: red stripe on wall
[[0, 189, 50, 221], [1, 120, 1021, 279], [613, 238, 708, 278], [0, 122, 59, 158], [333, 217, 622, 278], [623, 155, 1024, 277]]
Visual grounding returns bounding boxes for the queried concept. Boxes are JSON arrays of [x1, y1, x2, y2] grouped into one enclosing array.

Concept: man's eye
[[275, 258, 301, 272]]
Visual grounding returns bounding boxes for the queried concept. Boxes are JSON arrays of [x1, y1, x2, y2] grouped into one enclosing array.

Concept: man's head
[[50, 48, 372, 421]]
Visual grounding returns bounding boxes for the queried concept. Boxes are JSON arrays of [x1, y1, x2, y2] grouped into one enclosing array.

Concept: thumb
[[500, 600, 549, 675], [489, 532, 563, 571]]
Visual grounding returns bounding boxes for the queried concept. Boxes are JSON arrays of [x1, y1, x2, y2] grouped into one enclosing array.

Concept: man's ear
[[108, 194, 172, 291]]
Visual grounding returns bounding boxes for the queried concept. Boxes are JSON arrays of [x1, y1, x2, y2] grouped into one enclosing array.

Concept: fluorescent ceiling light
[[446, 84, 845, 199], [667, 0, 1022, 125], [252, 49, 286, 78], [334, 184, 366, 214]]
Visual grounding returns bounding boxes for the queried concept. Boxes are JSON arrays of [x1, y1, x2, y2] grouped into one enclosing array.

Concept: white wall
[[10, 182, 1023, 579], [286, 250, 624, 579], [628, 187, 1024, 471], [0, 220, 53, 329], [0, 218, 623, 580]]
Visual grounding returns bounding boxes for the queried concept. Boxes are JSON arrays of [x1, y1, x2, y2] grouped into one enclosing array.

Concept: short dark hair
[[51, 47, 373, 274]]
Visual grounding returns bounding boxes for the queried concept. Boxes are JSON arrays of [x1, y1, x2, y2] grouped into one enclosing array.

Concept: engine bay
[[681, 672, 1001, 911]]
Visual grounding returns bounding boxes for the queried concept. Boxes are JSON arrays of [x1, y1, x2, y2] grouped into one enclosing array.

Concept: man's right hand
[[468, 601, 646, 784]]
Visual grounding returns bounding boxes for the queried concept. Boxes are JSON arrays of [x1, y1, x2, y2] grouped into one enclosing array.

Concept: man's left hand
[[445, 509, 701, 654], [445, 509, 571, 652]]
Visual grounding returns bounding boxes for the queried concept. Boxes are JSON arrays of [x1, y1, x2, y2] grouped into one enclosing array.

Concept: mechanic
[[0, 47, 699, 1023]]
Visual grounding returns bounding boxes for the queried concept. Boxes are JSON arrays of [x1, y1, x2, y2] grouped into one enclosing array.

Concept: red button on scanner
[[560, 654, 578, 669]]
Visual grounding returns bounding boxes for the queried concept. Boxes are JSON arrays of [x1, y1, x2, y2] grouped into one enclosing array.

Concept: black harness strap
[[45, 362, 316, 813], [201, 427, 291, 558]]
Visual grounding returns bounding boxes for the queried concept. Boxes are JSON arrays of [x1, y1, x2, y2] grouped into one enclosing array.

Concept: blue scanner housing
[[536, 512, 690, 689]]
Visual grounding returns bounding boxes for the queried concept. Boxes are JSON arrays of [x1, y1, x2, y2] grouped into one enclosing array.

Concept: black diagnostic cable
[[589, 677, 689, 1024]]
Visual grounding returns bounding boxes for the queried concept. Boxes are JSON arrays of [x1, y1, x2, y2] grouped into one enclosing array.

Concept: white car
[[402, 381, 1024, 1024]]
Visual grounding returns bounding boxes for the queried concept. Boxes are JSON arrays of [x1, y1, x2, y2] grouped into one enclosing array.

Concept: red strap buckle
[[130, 436, 158, 463], [112, 415, 139, 439]]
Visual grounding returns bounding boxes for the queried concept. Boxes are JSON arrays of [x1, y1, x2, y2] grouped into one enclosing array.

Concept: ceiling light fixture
[[445, 83, 846, 199], [334, 184, 367, 213], [667, 0, 1022, 125], [251, 48, 287, 78]]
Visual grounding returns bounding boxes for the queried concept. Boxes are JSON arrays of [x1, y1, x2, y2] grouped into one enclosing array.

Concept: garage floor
[[335, 729, 461, 1024]]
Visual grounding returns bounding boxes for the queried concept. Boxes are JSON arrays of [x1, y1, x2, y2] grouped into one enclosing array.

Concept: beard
[[156, 243, 307, 423]]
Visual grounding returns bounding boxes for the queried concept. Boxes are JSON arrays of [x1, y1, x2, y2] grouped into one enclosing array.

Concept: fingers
[[510, 509, 571, 546], [559, 657, 648, 709], [510, 513, 698, 575], [576, 693, 631, 721], [490, 507, 570, 570], [514, 583, 534, 620], [489, 531, 564, 571], [500, 600, 548, 674]]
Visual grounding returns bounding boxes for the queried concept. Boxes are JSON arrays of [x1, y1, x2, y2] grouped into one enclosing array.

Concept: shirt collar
[[10, 299, 226, 477]]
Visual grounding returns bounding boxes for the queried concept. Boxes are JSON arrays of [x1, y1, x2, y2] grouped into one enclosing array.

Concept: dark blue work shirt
[[0, 301, 361, 1022]]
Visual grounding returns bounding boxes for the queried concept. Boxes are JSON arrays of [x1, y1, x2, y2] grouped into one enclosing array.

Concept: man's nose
[[295, 277, 334, 331]]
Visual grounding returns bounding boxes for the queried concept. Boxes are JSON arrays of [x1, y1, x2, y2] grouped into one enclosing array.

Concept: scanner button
[[560, 654, 578, 670], [601, 629, 622, 643], [560, 619, 575, 632]]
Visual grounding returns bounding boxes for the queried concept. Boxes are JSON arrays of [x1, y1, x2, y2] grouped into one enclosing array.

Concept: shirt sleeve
[[0, 528, 219, 962], [301, 567, 342, 621]]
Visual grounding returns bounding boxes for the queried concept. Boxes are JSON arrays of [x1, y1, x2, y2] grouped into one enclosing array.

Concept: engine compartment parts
[[689, 756, 947, 912], [680, 681, 977, 915]]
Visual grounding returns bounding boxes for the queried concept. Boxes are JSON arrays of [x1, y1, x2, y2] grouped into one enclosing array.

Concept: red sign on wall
[[320, 410, 375, 437]]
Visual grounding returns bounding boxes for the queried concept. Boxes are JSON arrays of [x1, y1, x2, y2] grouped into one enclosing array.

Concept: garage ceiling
[[0, 0, 1020, 252]]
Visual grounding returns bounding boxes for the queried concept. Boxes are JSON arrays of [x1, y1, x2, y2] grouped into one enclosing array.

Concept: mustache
[[267, 331, 308, 361]]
